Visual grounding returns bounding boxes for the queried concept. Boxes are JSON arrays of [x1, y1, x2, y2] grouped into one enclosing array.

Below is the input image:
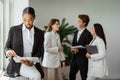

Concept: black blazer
[[72, 29, 93, 63], [5, 24, 44, 78]]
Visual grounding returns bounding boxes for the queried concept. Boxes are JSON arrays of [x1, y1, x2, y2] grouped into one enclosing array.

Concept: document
[[13, 56, 40, 63], [86, 45, 98, 54], [71, 45, 85, 49]]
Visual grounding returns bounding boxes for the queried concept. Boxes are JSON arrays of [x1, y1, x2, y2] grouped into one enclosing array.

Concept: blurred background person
[[42, 19, 66, 80]]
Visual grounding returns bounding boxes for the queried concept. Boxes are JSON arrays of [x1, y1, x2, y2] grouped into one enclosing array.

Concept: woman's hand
[[86, 53, 91, 58], [21, 60, 33, 66], [71, 48, 79, 54], [58, 46, 63, 52], [62, 61, 66, 70], [7, 50, 16, 57]]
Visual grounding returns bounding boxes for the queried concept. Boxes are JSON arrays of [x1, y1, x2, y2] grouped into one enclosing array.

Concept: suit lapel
[[51, 31, 58, 46], [18, 24, 24, 56], [77, 29, 87, 44], [74, 31, 78, 44], [32, 27, 37, 56]]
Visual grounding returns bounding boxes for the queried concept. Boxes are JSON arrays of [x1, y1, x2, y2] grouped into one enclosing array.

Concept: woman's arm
[[91, 39, 106, 60], [4, 27, 17, 57]]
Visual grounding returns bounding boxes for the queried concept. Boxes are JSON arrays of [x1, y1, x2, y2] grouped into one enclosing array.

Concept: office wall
[[9, 0, 29, 26], [0, 0, 3, 69], [29, 0, 120, 79]]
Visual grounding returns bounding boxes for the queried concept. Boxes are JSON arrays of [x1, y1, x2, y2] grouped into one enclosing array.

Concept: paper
[[13, 56, 40, 63], [71, 45, 85, 49]]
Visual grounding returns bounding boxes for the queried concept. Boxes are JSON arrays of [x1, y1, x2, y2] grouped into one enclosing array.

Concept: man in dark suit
[[69, 14, 93, 80], [4, 7, 44, 80]]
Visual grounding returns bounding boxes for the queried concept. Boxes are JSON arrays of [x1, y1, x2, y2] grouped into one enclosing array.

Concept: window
[[0, 0, 4, 70], [0, 0, 29, 70]]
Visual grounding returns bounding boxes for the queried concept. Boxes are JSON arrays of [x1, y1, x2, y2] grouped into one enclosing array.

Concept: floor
[[0, 70, 28, 80], [1, 70, 120, 80]]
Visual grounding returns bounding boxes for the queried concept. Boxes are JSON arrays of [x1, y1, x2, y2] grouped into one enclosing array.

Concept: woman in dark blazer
[[4, 7, 44, 80]]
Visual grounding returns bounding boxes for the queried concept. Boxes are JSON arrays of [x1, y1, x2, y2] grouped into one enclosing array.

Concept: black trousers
[[69, 61, 88, 80]]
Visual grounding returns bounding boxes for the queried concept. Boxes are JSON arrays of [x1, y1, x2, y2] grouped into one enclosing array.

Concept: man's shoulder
[[84, 28, 89, 32], [83, 29, 92, 39], [84, 29, 91, 34]]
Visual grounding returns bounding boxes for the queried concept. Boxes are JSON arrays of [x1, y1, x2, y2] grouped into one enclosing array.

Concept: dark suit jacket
[[5, 24, 44, 78], [72, 29, 93, 64]]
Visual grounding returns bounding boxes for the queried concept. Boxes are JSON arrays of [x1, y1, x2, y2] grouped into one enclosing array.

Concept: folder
[[71, 45, 85, 49], [13, 56, 40, 63], [86, 45, 98, 54]]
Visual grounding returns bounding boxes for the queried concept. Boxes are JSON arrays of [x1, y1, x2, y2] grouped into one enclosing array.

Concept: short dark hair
[[22, 7, 35, 18], [78, 14, 90, 27]]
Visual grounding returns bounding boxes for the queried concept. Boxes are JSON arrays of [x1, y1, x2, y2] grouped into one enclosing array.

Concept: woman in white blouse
[[86, 23, 108, 80], [42, 19, 66, 80]]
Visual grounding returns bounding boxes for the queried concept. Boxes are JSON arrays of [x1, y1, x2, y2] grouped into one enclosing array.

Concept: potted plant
[[59, 18, 77, 66]]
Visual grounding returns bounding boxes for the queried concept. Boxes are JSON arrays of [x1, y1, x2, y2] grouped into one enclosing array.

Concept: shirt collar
[[52, 30, 57, 35], [79, 27, 85, 31], [78, 28, 85, 34], [22, 24, 34, 34]]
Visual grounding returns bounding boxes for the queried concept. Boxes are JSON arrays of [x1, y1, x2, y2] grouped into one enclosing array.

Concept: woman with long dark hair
[[42, 19, 66, 80], [86, 23, 108, 80]]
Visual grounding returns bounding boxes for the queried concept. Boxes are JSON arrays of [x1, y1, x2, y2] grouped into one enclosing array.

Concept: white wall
[[0, 0, 4, 69], [9, 0, 29, 26], [29, 0, 120, 79]]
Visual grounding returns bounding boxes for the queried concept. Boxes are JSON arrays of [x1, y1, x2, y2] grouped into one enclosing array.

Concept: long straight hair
[[46, 19, 60, 32], [94, 23, 107, 49]]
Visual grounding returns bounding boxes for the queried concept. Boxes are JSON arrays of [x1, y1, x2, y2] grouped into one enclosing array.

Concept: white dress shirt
[[20, 24, 41, 80], [22, 24, 34, 57], [77, 28, 85, 42]]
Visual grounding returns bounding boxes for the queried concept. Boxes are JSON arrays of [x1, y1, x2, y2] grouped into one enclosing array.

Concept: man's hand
[[71, 48, 79, 54], [21, 60, 33, 66]]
